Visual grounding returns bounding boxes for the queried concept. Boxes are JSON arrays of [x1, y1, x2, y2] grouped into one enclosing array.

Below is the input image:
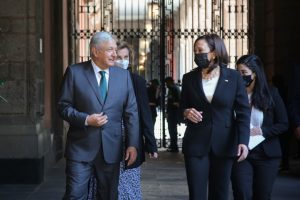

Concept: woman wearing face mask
[[231, 54, 289, 200], [180, 34, 251, 200], [116, 42, 158, 199]]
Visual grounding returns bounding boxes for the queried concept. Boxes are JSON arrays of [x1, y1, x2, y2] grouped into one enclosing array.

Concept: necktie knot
[[99, 71, 106, 77]]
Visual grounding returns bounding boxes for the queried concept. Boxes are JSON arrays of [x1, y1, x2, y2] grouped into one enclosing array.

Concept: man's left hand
[[125, 146, 137, 166]]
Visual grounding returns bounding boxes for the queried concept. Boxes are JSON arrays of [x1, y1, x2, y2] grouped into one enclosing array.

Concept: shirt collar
[[91, 59, 109, 75]]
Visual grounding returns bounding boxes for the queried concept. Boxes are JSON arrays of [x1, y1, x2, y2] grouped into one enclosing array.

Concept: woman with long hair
[[231, 54, 289, 200]]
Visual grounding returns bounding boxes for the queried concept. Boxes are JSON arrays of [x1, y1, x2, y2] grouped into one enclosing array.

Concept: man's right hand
[[125, 146, 137, 166], [87, 113, 108, 127]]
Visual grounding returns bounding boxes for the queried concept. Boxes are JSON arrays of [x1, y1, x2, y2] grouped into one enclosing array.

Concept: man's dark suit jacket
[[180, 66, 251, 157], [126, 73, 157, 169], [57, 61, 139, 164], [254, 87, 289, 157]]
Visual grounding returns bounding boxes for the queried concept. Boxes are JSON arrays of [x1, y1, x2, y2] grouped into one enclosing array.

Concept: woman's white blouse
[[248, 94, 264, 129], [202, 76, 219, 103]]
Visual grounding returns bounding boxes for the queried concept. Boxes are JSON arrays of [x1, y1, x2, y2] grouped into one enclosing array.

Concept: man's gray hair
[[90, 31, 114, 50]]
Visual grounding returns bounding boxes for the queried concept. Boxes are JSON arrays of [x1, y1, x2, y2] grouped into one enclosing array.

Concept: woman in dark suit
[[231, 54, 289, 200], [180, 34, 251, 200]]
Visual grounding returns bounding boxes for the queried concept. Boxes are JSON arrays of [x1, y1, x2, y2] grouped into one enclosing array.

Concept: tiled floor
[[1, 151, 300, 200]]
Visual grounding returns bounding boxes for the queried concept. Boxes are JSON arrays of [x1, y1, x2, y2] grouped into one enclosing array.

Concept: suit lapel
[[191, 69, 209, 103], [211, 66, 229, 104], [105, 67, 115, 105], [84, 61, 103, 106]]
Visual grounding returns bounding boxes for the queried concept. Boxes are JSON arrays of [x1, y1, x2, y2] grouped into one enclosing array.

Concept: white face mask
[[115, 59, 129, 70]]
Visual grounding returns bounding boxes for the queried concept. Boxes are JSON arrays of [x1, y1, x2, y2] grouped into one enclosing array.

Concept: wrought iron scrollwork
[[71, 0, 249, 147]]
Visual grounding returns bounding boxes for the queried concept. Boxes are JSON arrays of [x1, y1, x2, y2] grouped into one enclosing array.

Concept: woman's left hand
[[237, 144, 248, 162]]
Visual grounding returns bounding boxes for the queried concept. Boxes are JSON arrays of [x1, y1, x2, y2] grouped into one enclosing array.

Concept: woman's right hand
[[250, 127, 262, 136], [184, 108, 203, 123]]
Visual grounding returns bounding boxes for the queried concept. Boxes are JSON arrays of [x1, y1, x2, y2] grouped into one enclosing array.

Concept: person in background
[[231, 54, 289, 200], [58, 31, 139, 200], [165, 76, 181, 152], [180, 33, 250, 200], [115, 42, 158, 200], [176, 79, 182, 88], [147, 79, 160, 126]]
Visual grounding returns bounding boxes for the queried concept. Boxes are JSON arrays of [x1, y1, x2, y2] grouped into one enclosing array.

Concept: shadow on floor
[[1, 150, 300, 200]]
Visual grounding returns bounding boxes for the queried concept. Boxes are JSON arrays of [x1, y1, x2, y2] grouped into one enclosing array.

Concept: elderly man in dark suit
[[57, 31, 139, 200]]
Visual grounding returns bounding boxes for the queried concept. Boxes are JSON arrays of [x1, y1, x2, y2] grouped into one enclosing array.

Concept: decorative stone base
[[0, 124, 57, 184], [0, 157, 44, 184]]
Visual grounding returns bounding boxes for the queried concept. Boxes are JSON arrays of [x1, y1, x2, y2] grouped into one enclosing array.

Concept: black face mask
[[194, 53, 210, 69], [242, 75, 253, 87]]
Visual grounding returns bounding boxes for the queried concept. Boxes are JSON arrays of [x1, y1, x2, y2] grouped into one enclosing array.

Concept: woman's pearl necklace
[[202, 66, 220, 80]]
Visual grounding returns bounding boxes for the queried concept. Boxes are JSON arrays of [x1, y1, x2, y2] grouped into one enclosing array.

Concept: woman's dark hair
[[236, 54, 274, 111], [194, 34, 229, 72]]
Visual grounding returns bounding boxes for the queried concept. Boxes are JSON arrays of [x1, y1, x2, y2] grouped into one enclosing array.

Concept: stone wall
[[0, 0, 37, 115], [0, 0, 53, 184]]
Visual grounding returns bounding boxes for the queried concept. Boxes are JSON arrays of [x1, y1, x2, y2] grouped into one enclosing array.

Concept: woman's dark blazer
[[180, 66, 251, 157], [257, 86, 289, 157], [126, 73, 158, 169]]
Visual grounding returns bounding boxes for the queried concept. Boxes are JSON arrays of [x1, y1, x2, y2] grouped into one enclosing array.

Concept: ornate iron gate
[[70, 0, 249, 148]]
